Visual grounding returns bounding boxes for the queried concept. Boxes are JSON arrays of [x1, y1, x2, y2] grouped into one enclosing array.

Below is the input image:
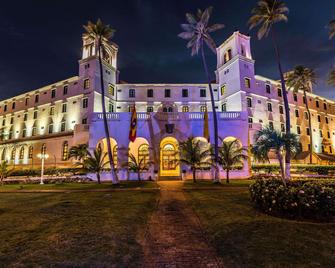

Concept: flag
[[203, 107, 210, 142], [129, 104, 137, 142]]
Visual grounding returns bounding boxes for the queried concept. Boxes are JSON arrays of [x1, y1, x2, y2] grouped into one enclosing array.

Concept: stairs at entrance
[[159, 176, 181, 181]]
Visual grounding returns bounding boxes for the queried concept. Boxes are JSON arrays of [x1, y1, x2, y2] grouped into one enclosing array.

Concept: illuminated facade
[[0, 31, 334, 180]]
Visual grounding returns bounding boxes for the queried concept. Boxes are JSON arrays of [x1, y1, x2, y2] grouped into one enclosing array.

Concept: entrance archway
[[160, 137, 180, 177], [97, 138, 118, 168]]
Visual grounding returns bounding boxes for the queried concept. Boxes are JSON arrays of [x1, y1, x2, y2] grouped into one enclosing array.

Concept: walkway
[[140, 181, 224, 267]]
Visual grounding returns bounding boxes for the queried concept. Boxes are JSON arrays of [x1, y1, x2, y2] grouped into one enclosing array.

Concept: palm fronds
[[328, 68, 335, 86], [82, 148, 109, 184], [286, 65, 316, 93], [329, 19, 335, 40]]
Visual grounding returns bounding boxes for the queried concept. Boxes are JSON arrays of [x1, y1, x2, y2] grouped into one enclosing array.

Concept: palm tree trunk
[[277, 152, 286, 186], [138, 170, 141, 181], [303, 90, 313, 164], [271, 29, 291, 180], [201, 41, 219, 181], [192, 168, 196, 183], [97, 38, 119, 184], [226, 169, 230, 184], [97, 172, 101, 184]]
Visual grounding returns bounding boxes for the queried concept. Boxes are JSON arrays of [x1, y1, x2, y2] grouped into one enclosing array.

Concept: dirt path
[[140, 181, 224, 267]]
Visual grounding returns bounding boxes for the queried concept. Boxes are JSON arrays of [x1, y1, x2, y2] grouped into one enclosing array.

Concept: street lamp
[[37, 153, 49, 184]]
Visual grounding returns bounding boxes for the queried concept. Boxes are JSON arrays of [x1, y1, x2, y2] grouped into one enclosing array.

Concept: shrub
[[252, 164, 335, 175], [249, 179, 335, 221]]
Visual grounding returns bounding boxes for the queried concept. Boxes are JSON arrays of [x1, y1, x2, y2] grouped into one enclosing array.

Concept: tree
[[179, 137, 212, 183], [218, 138, 248, 184], [328, 69, 335, 86], [83, 19, 119, 184], [81, 148, 109, 184], [178, 7, 224, 178], [69, 144, 89, 162], [0, 161, 10, 186], [328, 20, 335, 86], [248, 0, 292, 179], [286, 66, 316, 164], [252, 126, 301, 185], [125, 153, 152, 181]]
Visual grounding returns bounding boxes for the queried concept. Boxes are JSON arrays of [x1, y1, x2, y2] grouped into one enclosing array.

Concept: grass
[[185, 183, 335, 267], [0, 181, 158, 191], [0, 191, 157, 266], [182, 179, 253, 188]]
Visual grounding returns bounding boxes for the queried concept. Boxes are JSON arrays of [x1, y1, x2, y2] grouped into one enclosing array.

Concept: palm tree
[[125, 153, 152, 181], [328, 69, 335, 86], [218, 138, 248, 184], [69, 144, 89, 162], [286, 66, 316, 164], [328, 20, 335, 86], [0, 161, 10, 186], [248, 0, 292, 179], [83, 19, 119, 184], [179, 137, 212, 183], [178, 7, 224, 177], [81, 148, 109, 184], [252, 126, 301, 185]]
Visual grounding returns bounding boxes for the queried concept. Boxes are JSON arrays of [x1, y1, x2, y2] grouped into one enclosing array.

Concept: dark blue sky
[[0, 0, 334, 99]]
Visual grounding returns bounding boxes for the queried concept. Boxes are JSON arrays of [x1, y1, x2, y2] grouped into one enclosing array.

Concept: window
[[84, 79, 90, 89], [330, 146, 333, 154], [328, 131, 331, 139], [62, 103, 67, 113], [147, 89, 153, 98], [108, 102, 113, 112], [22, 128, 26, 138], [293, 93, 297, 102], [326, 117, 329, 124], [281, 124, 285, 132], [248, 117, 253, 123], [304, 112, 309, 120], [200, 106, 207, 112], [51, 89, 56, 98], [108, 84, 115, 96], [277, 88, 282, 97], [297, 126, 301, 134], [200, 89, 206, 97], [265, 84, 271, 93], [10, 117, 14, 124], [165, 89, 171, 98], [41, 144, 46, 155], [28, 146, 33, 159], [19, 147, 24, 160], [222, 103, 227, 112], [182, 106, 189, 112], [129, 89, 135, 98], [295, 109, 299, 118], [61, 121, 66, 132], [324, 102, 327, 110], [11, 148, 16, 160], [244, 78, 251, 89], [2, 119, 4, 126], [82, 118, 87, 124], [12, 102, 15, 109], [306, 128, 310, 136], [320, 130, 323, 138], [8, 130, 12, 140], [279, 105, 284, 114], [269, 121, 274, 130], [48, 124, 53, 134], [4, 104, 7, 112], [32, 126, 37, 136], [221, 85, 226, 96], [23, 113, 28, 121], [63, 86, 68, 95], [49, 107, 55, 116], [62, 141, 69, 161], [82, 98, 88, 108], [33, 110, 38, 119], [317, 115, 321, 122], [247, 97, 252, 108], [35, 94, 39, 103], [182, 89, 188, 98], [267, 103, 272, 112], [147, 106, 153, 112], [316, 100, 319, 108], [25, 98, 29, 106]]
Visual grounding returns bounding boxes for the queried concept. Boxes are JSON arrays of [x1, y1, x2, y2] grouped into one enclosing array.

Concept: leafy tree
[[69, 144, 89, 162], [0, 161, 10, 186], [178, 7, 224, 176], [218, 138, 248, 184], [81, 148, 109, 184], [124, 153, 152, 181], [179, 137, 212, 183], [286, 66, 316, 164], [83, 19, 119, 184], [248, 0, 292, 179], [252, 126, 301, 185]]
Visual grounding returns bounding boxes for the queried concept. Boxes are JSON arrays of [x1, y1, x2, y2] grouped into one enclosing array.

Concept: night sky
[[0, 0, 334, 100]]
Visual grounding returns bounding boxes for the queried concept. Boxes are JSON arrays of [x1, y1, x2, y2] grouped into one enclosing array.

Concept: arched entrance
[[128, 137, 150, 169], [160, 137, 180, 178], [97, 138, 118, 168]]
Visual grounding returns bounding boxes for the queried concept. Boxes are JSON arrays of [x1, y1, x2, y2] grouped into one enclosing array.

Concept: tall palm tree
[[179, 137, 212, 183], [69, 144, 89, 162], [81, 148, 109, 184], [218, 138, 248, 184], [286, 66, 316, 164], [328, 20, 335, 86], [178, 7, 224, 177], [83, 19, 119, 184], [252, 126, 301, 185], [248, 0, 292, 179]]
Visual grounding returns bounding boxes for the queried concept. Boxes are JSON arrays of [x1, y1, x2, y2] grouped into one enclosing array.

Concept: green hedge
[[9, 168, 87, 177], [249, 179, 335, 221], [252, 164, 335, 175]]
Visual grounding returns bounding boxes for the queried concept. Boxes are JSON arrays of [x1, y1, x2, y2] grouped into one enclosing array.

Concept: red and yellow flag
[[203, 107, 210, 142], [129, 105, 137, 142]]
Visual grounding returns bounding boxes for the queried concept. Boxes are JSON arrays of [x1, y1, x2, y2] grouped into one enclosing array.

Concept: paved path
[[140, 181, 224, 267]]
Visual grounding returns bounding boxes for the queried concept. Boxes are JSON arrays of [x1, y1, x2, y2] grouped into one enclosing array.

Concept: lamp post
[[37, 153, 49, 184]]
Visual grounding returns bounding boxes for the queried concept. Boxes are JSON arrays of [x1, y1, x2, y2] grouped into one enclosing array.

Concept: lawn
[[182, 179, 253, 189], [185, 184, 335, 267], [0, 180, 159, 192], [0, 191, 158, 266]]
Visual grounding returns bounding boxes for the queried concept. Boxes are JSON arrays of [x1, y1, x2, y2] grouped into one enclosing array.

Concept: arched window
[[168, 107, 173, 113], [41, 143, 46, 155], [200, 106, 207, 112], [62, 141, 69, 161], [11, 148, 16, 160], [48, 123, 53, 134], [19, 146, 25, 160], [113, 145, 118, 167], [138, 144, 149, 169], [1, 148, 6, 161], [28, 146, 33, 159], [182, 106, 189, 112], [61, 120, 66, 132], [163, 107, 168, 113]]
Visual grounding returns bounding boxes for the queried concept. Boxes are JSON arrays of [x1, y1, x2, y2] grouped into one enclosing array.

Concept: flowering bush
[[249, 179, 335, 221]]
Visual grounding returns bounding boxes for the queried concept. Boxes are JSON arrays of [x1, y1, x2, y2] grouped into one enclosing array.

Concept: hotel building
[[0, 31, 334, 179]]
